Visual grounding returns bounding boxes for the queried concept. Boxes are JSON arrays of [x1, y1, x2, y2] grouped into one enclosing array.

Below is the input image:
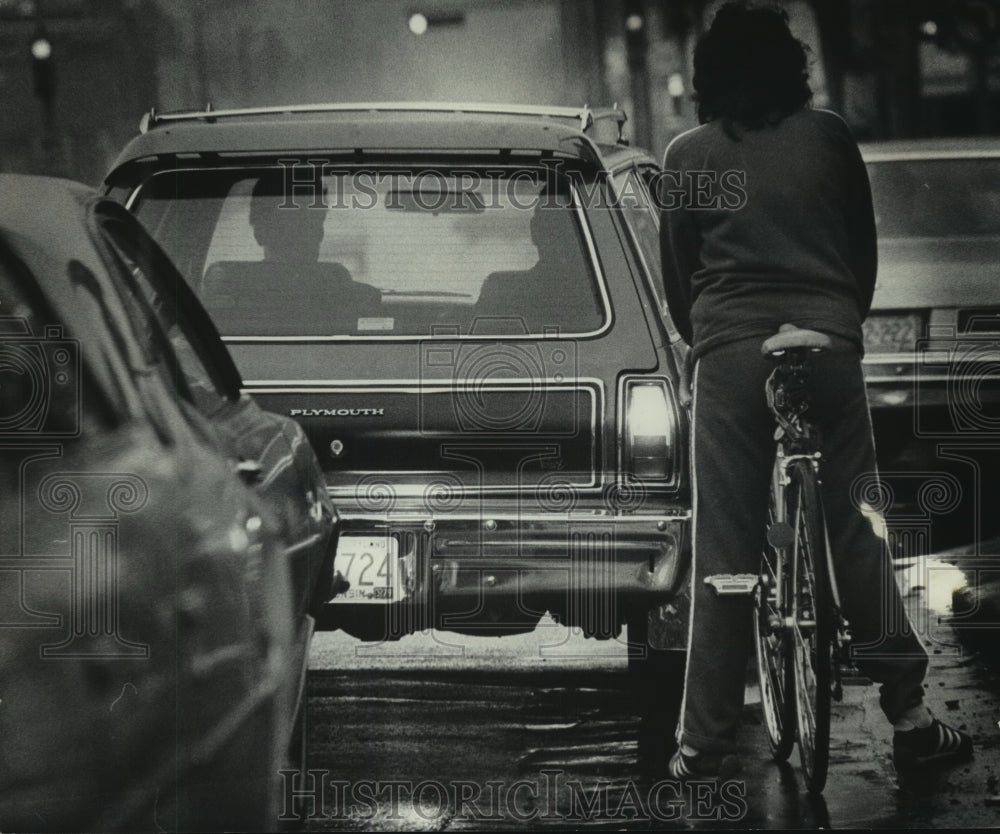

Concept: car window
[[0, 251, 109, 435], [612, 166, 662, 282], [98, 218, 232, 417], [131, 167, 609, 338], [611, 165, 680, 341], [867, 158, 1000, 238]]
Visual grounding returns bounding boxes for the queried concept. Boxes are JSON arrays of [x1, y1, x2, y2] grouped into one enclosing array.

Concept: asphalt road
[[294, 548, 1000, 831]]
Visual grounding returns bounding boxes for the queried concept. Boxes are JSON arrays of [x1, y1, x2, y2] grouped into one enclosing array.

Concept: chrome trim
[[0, 557, 72, 569], [247, 379, 605, 490], [328, 481, 596, 497], [244, 377, 601, 388], [865, 373, 1000, 385], [878, 234, 1000, 244], [864, 356, 1000, 366], [280, 531, 325, 558], [864, 150, 1000, 162], [332, 509, 691, 523], [862, 353, 922, 364], [572, 190, 614, 336]]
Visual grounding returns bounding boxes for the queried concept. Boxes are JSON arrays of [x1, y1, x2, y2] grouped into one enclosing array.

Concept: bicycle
[[704, 324, 854, 794]]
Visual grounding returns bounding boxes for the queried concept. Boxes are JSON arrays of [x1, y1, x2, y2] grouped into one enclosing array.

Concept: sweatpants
[[677, 335, 928, 754]]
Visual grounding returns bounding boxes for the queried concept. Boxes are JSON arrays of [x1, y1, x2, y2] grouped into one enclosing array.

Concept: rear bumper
[[864, 348, 1000, 416], [315, 509, 691, 638], [864, 348, 1000, 547]]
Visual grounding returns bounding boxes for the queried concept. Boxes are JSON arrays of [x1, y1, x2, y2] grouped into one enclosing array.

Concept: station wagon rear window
[[131, 168, 608, 339]]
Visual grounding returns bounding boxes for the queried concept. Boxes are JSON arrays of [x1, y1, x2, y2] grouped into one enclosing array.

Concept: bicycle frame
[[706, 337, 859, 792], [766, 351, 848, 632]]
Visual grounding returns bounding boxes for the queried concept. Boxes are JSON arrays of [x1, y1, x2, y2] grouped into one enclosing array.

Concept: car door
[[91, 202, 337, 621], [0, 215, 296, 831]]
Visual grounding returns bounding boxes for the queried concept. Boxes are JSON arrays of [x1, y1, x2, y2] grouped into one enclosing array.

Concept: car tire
[[625, 604, 687, 765]]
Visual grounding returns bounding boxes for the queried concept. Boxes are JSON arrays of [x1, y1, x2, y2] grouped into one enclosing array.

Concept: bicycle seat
[[761, 324, 833, 357]]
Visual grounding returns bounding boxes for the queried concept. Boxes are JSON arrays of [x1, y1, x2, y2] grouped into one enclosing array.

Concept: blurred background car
[[862, 139, 1000, 549], [0, 174, 335, 831], [104, 102, 693, 728]]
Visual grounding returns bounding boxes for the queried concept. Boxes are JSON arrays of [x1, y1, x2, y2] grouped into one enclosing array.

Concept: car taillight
[[624, 379, 677, 481]]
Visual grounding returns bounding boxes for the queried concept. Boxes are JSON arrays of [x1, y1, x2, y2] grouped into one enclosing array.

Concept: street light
[[30, 30, 55, 110], [406, 9, 465, 34], [408, 13, 428, 35]]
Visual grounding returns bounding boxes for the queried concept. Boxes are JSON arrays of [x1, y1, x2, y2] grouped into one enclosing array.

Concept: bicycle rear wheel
[[788, 459, 834, 793], [754, 464, 795, 761]]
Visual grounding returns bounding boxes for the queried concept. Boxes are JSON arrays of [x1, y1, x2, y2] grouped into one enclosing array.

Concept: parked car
[[0, 174, 335, 830], [95, 191, 339, 640], [105, 103, 693, 709], [861, 139, 1000, 545]]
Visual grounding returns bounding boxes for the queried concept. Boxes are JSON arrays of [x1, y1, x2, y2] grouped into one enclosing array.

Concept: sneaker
[[893, 718, 973, 770], [668, 748, 742, 781]]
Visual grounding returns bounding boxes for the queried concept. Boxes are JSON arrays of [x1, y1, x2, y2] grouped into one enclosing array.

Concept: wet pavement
[[295, 545, 1000, 831]]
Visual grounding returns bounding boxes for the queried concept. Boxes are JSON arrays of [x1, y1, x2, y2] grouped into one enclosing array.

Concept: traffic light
[[30, 31, 55, 106]]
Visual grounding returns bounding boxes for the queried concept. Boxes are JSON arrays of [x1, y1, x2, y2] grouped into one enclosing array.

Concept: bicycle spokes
[[790, 468, 833, 793], [754, 496, 796, 761]]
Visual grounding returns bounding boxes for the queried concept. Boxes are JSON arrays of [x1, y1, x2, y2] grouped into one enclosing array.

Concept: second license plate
[[330, 534, 402, 604]]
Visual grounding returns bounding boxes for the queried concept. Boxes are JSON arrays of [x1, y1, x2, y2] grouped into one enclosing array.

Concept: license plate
[[862, 313, 923, 353], [330, 535, 403, 603]]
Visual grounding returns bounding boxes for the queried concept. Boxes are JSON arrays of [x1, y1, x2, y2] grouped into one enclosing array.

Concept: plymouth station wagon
[[106, 103, 693, 709]]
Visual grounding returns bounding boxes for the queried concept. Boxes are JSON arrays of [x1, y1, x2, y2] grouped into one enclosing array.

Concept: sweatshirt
[[658, 108, 877, 359]]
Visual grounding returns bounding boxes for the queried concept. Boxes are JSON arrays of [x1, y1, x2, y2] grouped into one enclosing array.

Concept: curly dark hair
[[692, 2, 812, 135]]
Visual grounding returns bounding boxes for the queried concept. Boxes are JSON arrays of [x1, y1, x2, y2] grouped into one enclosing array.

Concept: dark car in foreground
[[0, 175, 334, 830], [861, 139, 1000, 546], [106, 102, 693, 709], [95, 190, 339, 682]]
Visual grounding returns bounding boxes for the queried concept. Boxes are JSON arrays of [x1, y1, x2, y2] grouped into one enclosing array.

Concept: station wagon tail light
[[624, 379, 676, 481]]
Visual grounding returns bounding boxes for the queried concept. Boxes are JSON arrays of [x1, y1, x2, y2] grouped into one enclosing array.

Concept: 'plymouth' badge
[[290, 408, 385, 417]]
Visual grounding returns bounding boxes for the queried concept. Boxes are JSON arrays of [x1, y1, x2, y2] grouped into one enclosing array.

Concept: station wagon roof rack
[[139, 102, 628, 141]]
